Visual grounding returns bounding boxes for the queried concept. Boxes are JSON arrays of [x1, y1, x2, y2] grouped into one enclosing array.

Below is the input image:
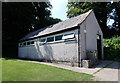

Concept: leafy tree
[[2, 2, 61, 58], [3, 2, 36, 58], [67, 2, 120, 38], [32, 2, 51, 30], [109, 2, 120, 35], [103, 36, 120, 62], [32, 2, 61, 31]]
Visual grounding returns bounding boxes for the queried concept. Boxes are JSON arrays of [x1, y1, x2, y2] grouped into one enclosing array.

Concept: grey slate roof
[[19, 9, 92, 41]]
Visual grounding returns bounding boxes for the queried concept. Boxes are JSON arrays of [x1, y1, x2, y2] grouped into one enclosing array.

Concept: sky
[[50, 0, 114, 25], [50, 0, 68, 21]]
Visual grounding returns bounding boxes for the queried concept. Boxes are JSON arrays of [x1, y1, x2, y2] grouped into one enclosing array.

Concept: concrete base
[[82, 59, 99, 68], [19, 57, 99, 68], [51, 61, 79, 67]]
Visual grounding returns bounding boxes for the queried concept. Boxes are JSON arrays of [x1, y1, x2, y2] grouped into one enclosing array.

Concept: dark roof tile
[[19, 9, 92, 41]]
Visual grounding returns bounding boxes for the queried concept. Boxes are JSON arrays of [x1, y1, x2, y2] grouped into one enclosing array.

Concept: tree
[[32, 2, 51, 30], [3, 2, 36, 58], [67, 2, 120, 38], [110, 2, 120, 35], [2, 2, 61, 58], [32, 2, 61, 31]]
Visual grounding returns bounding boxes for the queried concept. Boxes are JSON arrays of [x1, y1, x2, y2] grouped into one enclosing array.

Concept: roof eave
[[77, 9, 93, 26]]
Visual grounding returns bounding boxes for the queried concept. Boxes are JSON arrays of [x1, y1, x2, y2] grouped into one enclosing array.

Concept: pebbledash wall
[[18, 9, 103, 67], [18, 29, 79, 63]]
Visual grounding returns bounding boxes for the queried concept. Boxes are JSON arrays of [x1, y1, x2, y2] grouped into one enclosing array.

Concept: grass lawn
[[2, 58, 94, 81]]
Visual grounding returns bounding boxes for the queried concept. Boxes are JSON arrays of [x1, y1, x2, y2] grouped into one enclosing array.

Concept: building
[[18, 9, 103, 67]]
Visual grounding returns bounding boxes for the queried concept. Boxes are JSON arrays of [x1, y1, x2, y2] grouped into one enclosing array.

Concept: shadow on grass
[[2, 56, 50, 65], [2, 57, 18, 61]]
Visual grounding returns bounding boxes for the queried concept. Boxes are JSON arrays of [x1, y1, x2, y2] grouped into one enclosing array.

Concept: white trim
[[39, 38, 47, 45], [62, 32, 75, 40], [19, 43, 23, 47]]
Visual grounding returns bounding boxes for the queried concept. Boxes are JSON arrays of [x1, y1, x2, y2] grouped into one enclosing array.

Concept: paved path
[[21, 59, 120, 81], [93, 61, 119, 81]]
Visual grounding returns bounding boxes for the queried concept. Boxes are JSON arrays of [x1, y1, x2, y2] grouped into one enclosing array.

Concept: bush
[[103, 36, 120, 62]]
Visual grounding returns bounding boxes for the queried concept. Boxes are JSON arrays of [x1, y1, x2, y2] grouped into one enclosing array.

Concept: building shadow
[[43, 44, 54, 61], [91, 60, 120, 69], [35, 42, 44, 59]]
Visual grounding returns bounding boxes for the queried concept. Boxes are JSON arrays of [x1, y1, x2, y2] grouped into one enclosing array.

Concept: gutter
[[77, 10, 93, 67], [78, 26, 81, 67], [19, 26, 79, 42]]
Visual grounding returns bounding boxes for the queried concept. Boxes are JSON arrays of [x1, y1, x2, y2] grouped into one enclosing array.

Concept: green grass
[[2, 58, 94, 81], [0, 58, 2, 83]]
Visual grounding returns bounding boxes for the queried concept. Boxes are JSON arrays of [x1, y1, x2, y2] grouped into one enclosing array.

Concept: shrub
[[103, 36, 120, 62]]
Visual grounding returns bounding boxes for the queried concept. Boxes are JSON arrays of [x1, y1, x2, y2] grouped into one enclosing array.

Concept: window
[[19, 43, 23, 47], [62, 32, 75, 40], [47, 36, 54, 42], [64, 33, 74, 36], [40, 38, 46, 44], [27, 41, 30, 45], [55, 35, 63, 41], [31, 41, 34, 44], [23, 42, 26, 46]]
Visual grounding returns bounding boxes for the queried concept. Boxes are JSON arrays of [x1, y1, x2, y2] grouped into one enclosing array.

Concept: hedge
[[103, 36, 120, 62]]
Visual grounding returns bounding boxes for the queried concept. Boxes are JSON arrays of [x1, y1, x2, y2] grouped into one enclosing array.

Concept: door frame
[[97, 34, 102, 59]]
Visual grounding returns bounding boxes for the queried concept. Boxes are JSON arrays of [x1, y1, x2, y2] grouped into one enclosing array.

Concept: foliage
[[2, 2, 61, 58], [103, 36, 120, 62], [110, 2, 120, 35], [67, 2, 120, 38], [3, 2, 36, 58], [32, 2, 61, 31], [2, 58, 94, 81]]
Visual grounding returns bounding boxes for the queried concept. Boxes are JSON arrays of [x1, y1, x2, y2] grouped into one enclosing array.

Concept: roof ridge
[[77, 9, 93, 25]]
